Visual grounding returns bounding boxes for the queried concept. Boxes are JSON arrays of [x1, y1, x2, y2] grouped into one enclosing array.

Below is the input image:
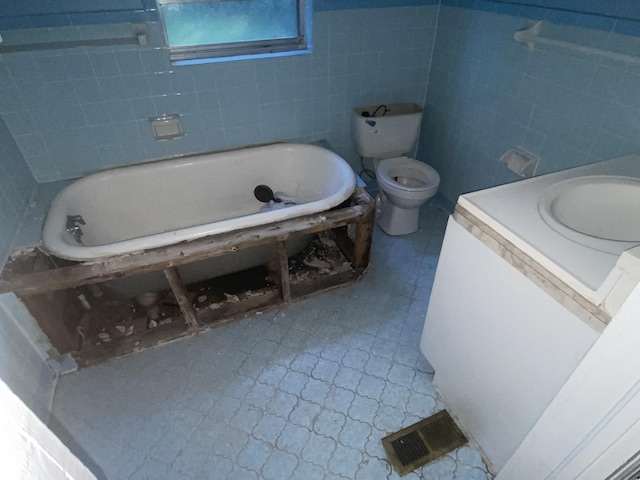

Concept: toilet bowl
[[375, 156, 440, 235], [352, 103, 440, 235]]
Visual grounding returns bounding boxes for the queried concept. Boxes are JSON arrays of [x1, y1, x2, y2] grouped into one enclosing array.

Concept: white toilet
[[352, 103, 440, 236]]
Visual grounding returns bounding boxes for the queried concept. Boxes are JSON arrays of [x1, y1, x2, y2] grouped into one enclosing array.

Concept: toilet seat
[[376, 156, 440, 200]]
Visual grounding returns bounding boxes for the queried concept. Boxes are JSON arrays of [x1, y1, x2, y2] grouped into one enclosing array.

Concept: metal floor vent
[[381, 410, 468, 476]]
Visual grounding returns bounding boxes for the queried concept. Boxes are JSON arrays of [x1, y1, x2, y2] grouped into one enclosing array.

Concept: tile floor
[[50, 201, 492, 480]]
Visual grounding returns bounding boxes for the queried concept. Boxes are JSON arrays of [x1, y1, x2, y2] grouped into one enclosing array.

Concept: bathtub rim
[[3, 186, 375, 297], [41, 142, 356, 262]]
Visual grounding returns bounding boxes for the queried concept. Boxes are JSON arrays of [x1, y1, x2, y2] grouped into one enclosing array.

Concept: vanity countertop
[[456, 154, 640, 325]]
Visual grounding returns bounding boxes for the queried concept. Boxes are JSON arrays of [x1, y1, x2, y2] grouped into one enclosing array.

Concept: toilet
[[352, 103, 440, 236]]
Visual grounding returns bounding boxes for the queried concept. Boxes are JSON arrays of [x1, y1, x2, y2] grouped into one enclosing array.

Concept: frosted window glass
[[160, 0, 300, 48], [159, 0, 310, 63]]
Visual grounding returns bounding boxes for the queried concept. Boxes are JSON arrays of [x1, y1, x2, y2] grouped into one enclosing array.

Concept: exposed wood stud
[[163, 267, 198, 328], [329, 227, 354, 263], [276, 241, 291, 302], [353, 203, 375, 269]]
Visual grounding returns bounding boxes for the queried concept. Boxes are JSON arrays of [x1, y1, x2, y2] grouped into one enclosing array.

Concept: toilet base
[[376, 194, 421, 236]]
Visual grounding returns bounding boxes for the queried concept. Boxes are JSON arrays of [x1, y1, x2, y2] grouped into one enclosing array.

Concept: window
[[158, 0, 312, 64]]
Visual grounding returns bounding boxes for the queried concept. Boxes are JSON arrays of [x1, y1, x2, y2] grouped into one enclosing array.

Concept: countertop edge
[[453, 204, 609, 333]]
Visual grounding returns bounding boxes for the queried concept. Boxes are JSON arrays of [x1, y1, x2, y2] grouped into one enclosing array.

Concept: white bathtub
[[42, 143, 356, 262], [41, 143, 355, 294]]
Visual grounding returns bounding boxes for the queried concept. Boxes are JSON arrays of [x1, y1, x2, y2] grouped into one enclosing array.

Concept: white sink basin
[[539, 175, 640, 255]]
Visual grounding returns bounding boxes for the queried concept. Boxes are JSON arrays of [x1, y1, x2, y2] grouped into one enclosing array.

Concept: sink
[[539, 175, 640, 255]]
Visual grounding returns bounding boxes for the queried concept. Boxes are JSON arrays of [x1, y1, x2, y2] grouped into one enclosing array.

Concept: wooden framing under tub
[[0, 187, 374, 367]]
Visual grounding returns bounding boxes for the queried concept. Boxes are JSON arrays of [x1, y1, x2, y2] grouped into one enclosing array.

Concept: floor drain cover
[[381, 410, 468, 476]]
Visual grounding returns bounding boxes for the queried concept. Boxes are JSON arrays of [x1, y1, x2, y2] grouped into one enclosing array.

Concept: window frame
[[157, 0, 312, 64]]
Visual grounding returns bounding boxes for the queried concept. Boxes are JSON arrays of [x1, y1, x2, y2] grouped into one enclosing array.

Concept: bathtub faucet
[[66, 215, 85, 244]]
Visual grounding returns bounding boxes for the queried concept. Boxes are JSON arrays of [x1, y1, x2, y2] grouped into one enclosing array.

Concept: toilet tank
[[352, 103, 423, 158]]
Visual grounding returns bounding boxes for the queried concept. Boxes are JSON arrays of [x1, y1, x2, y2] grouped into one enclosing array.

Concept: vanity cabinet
[[420, 216, 599, 472], [421, 155, 640, 476]]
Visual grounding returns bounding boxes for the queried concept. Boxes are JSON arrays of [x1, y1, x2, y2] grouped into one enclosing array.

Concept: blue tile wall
[[0, 0, 154, 30], [440, 0, 640, 35], [0, 116, 35, 264], [0, 119, 53, 422], [0, 6, 439, 182], [315, 0, 439, 11], [419, 6, 640, 203], [440, 0, 640, 23], [0, 1, 439, 29]]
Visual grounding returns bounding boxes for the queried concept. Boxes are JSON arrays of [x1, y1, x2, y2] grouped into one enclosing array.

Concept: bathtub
[[41, 143, 356, 292]]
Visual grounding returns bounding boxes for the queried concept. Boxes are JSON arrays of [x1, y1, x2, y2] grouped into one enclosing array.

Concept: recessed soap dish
[[149, 114, 183, 140]]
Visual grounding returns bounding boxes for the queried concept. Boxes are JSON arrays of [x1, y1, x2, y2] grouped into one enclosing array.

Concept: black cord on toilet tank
[[370, 104, 389, 117]]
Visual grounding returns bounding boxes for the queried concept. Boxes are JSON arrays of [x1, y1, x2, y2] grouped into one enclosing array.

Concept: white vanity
[[421, 155, 640, 477]]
